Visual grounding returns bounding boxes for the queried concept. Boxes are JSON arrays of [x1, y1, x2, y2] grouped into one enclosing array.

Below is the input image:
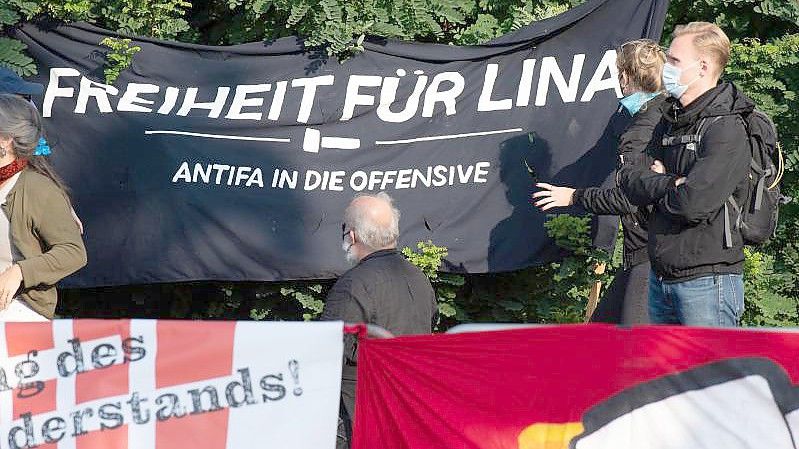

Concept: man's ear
[[699, 58, 711, 77]]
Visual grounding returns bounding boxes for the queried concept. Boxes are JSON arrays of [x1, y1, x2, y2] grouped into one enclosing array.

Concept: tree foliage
[[100, 37, 141, 83], [402, 241, 467, 326]]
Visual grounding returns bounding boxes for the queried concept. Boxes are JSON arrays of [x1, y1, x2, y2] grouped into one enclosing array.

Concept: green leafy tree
[[100, 37, 141, 83], [0, 0, 189, 74], [402, 241, 467, 327], [742, 247, 797, 326]]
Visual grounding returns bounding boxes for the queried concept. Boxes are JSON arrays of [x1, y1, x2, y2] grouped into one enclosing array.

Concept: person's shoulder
[[357, 251, 424, 280], [335, 258, 381, 286], [334, 264, 361, 284], [712, 117, 750, 153], [704, 113, 748, 134], [19, 168, 63, 195], [19, 169, 72, 210], [394, 255, 434, 285], [698, 114, 749, 158], [636, 94, 668, 122], [700, 82, 753, 119], [620, 95, 667, 143], [328, 267, 360, 297], [381, 250, 422, 271]]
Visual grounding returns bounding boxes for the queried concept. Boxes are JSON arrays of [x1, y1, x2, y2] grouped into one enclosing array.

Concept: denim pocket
[[717, 274, 744, 325], [682, 275, 715, 288]]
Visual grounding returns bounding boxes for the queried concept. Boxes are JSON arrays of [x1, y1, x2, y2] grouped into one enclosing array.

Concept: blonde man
[[620, 22, 752, 326]]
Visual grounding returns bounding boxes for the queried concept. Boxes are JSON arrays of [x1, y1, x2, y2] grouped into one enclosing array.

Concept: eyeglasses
[[341, 223, 350, 241]]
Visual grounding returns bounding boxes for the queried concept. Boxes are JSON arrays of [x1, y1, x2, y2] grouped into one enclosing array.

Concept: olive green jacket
[[2, 168, 87, 318]]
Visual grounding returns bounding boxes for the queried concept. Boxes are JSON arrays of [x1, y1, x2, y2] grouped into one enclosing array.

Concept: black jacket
[[573, 94, 666, 270], [619, 82, 753, 281], [321, 249, 437, 380]]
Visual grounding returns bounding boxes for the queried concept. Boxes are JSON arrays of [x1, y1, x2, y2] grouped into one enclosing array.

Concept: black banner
[[14, 0, 668, 287]]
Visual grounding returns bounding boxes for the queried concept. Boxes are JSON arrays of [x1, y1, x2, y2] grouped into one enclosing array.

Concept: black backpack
[[718, 111, 787, 247], [669, 110, 788, 247]]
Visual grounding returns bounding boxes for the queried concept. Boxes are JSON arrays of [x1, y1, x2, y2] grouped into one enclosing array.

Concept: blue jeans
[[648, 270, 744, 326]]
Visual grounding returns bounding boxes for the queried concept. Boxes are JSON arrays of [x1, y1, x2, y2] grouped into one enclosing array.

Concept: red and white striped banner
[[0, 320, 343, 449]]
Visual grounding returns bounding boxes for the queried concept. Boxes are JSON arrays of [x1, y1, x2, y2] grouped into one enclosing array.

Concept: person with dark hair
[[531, 39, 667, 324], [0, 93, 87, 321], [0, 67, 84, 234]]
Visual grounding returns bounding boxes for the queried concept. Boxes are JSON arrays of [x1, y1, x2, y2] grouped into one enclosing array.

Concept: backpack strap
[[723, 203, 733, 249], [724, 196, 744, 249], [752, 164, 772, 211], [687, 115, 736, 249], [662, 134, 700, 146], [661, 117, 723, 150], [695, 116, 723, 148], [661, 118, 705, 146]]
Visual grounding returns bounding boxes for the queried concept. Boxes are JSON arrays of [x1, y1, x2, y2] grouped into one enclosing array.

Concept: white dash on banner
[[145, 130, 290, 143], [303, 128, 361, 153], [375, 128, 524, 145]]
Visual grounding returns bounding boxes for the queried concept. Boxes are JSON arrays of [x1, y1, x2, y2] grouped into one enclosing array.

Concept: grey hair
[[0, 93, 41, 157], [344, 192, 401, 249], [0, 94, 70, 196]]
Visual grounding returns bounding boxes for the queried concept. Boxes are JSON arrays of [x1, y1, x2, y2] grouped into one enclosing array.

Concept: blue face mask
[[619, 91, 660, 115], [662, 61, 700, 99]]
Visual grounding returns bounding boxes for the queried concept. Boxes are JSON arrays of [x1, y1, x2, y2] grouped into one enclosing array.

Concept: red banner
[[354, 325, 799, 448]]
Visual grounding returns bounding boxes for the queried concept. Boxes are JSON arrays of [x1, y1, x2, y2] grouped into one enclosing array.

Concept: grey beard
[[342, 241, 357, 265]]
